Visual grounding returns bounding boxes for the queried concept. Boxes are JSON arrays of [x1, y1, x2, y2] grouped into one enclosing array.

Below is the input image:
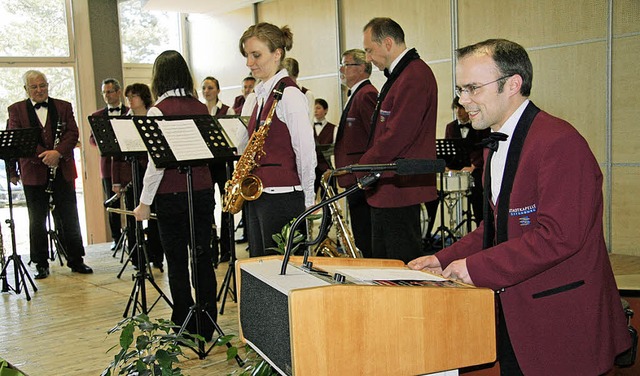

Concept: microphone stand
[[280, 172, 381, 275]]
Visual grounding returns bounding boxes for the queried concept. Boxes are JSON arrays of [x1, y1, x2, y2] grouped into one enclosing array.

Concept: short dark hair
[[150, 50, 195, 98], [102, 78, 121, 91], [124, 83, 153, 109], [451, 96, 463, 110], [243, 76, 256, 83], [202, 76, 220, 90], [363, 17, 405, 45], [457, 39, 533, 96], [315, 98, 328, 110]]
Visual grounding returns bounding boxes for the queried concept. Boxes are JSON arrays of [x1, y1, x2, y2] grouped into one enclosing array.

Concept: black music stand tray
[[432, 139, 464, 250], [0, 128, 40, 300], [132, 115, 242, 363], [89, 115, 172, 317]]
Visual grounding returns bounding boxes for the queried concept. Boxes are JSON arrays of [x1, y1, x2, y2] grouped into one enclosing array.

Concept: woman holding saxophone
[[236, 23, 316, 257]]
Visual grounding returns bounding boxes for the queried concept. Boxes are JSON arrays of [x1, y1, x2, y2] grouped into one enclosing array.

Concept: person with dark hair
[[409, 39, 631, 375], [360, 18, 438, 263], [312, 98, 336, 195], [334, 48, 378, 258], [201, 76, 234, 265], [232, 76, 256, 115], [110, 83, 164, 270], [237, 22, 316, 257], [133, 50, 217, 341], [91, 77, 128, 250], [7, 70, 93, 279]]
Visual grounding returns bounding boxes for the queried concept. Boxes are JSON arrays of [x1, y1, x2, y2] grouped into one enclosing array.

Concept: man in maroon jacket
[[361, 18, 438, 263], [8, 70, 92, 279], [409, 39, 631, 375], [90, 78, 128, 250], [334, 48, 378, 258]]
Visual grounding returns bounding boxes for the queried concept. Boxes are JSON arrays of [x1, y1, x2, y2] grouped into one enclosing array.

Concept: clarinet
[[45, 121, 65, 195]]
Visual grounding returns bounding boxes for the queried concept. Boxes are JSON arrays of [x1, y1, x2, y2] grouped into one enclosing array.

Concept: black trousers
[[23, 172, 85, 266], [102, 177, 122, 240], [155, 189, 217, 340], [346, 189, 372, 258], [245, 190, 305, 258], [497, 296, 524, 376], [371, 204, 421, 264]]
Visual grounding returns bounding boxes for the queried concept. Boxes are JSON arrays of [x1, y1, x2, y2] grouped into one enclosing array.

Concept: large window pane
[[0, 0, 70, 57], [118, 0, 181, 64]]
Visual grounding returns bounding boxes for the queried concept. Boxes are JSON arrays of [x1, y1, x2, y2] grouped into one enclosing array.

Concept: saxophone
[[223, 82, 286, 214], [314, 170, 362, 258]]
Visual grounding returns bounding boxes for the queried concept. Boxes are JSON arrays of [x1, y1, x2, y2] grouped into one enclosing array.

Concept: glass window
[[118, 0, 182, 64], [0, 0, 71, 58]]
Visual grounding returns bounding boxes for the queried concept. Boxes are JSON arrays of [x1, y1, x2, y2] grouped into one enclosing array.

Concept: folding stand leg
[[217, 208, 238, 315]]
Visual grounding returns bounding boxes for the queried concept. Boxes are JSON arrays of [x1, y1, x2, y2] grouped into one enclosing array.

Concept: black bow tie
[[479, 132, 508, 152], [34, 102, 48, 110], [314, 122, 322, 126], [108, 107, 120, 113], [383, 68, 390, 78], [459, 122, 470, 129]]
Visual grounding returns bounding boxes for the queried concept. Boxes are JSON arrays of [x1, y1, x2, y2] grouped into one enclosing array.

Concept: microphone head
[[395, 159, 446, 175]]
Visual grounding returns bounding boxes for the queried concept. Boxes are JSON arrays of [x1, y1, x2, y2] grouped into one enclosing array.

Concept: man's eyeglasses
[[27, 83, 48, 90], [455, 75, 512, 97], [102, 89, 117, 95], [339, 63, 362, 68]]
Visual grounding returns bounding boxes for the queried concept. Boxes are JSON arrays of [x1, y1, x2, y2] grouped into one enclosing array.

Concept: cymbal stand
[[121, 155, 172, 317], [0, 162, 37, 300], [431, 173, 457, 250]]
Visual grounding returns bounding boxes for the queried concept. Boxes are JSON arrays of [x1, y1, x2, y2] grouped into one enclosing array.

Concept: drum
[[438, 171, 471, 193]]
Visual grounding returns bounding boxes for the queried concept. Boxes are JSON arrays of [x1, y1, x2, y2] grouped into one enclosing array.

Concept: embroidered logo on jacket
[[379, 110, 391, 123], [510, 204, 536, 227]]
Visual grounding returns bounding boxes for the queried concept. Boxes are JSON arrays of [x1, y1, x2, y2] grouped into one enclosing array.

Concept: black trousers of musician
[[208, 162, 231, 262], [371, 204, 421, 264], [102, 177, 122, 241], [245, 190, 305, 258], [23, 171, 85, 267], [497, 296, 524, 376], [155, 189, 217, 340], [346, 189, 372, 258]]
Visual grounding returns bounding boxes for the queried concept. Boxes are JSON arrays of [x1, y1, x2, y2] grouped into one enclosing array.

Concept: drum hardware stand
[[217, 158, 239, 315], [0, 127, 40, 300], [432, 139, 466, 250], [46, 198, 69, 266]]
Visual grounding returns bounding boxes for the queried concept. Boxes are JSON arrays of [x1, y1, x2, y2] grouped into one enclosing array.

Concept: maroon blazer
[[314, 121, 336, 173], [7, 98, 79, 186], [359, 58, 438, 207], [90, 105, 129, 179], [435, 109, 631, 375], [232, 95, 245, 115], [334, 81, 378, 188]]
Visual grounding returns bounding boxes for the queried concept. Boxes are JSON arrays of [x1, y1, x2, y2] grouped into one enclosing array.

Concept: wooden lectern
[[237, 256, 496, 376]]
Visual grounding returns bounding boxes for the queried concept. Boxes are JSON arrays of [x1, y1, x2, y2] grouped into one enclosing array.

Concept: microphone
[[335, 158, 445, 176]]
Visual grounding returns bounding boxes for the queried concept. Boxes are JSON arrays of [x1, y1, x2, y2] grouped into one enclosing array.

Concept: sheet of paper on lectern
[[110, 119, 146, 152], [156, 119, 213, 161], [337, 268, 447, 282]]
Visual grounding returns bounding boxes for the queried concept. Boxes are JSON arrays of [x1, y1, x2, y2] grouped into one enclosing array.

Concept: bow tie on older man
[[33, 102, 48, 110], [479, 132, 508, 152]]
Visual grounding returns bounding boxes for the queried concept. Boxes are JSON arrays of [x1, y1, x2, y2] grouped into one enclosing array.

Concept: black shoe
[[34, 265, 50, 279], [219, 253, 231, 263], [235, 236, 247, 244], [110, 241, 117, 250], [69, 262, 93, 274], [152, 262, 164, 272]]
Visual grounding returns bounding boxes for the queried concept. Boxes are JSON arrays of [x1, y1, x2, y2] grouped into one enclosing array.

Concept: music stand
[[88, 115, 172, 317], [132, 115, 241, 363], [0, 127, 40, 300], [214, 115, 246, 315], [432, 139, 465, 250]]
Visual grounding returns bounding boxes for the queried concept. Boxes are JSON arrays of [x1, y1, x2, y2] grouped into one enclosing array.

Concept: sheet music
[[337, 268, 447, 282], [217, 117, 244, 147], [156, 119, 213, 161], [110, 119, 147, 152]]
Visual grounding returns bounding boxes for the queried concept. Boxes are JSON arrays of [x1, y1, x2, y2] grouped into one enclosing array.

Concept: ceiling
[[141, 0, 261, 15]]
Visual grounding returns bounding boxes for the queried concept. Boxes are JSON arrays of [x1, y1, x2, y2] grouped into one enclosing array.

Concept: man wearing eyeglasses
[[360, 18, 438, 263], [7, 70, 93, 279], [334, 48, 378, 258], [90, 78, 128, 250], [409, 39, 631, 375]]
